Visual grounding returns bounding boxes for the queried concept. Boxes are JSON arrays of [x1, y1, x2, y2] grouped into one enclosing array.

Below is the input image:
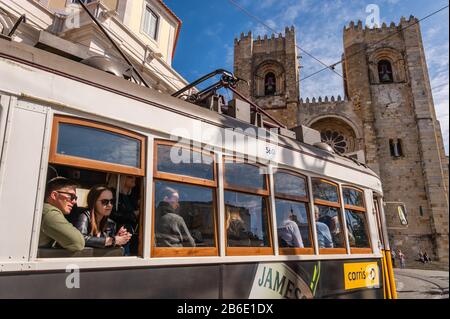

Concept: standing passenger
[[109, 175, 140, 255], [314, 206, 333, 248], [277, 209, 304, 248], [155, 187, 195, 247], [39, 177, 85, 252], [72, 185, 131, 250]]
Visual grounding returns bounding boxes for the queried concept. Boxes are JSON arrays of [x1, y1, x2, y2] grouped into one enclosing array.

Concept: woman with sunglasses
[[72, 185, 131, 249]]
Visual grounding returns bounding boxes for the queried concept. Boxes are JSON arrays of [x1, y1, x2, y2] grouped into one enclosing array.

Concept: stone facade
[[233, 17, 449, 262]]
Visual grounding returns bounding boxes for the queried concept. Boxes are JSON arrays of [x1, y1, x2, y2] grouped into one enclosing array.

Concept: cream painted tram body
[[0, 38, 397, 299]]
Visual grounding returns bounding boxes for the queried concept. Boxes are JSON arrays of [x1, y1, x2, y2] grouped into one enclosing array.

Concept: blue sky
[[164, 0, 449, 154]]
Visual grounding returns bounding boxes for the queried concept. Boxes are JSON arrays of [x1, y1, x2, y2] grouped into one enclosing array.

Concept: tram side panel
[[0, 260, 383, 298], [0, 99, 49, 263]]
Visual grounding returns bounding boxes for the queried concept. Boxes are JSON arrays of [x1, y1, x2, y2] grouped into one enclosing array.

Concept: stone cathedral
[[233, 17, 449, 262]]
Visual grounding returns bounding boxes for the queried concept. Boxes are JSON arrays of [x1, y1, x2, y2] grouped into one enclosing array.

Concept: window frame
[[151, 140, 219, 257], [312, 178, 346, 255], [49, 115, 146, 176], [223, 156, 273, 256], [142, 2, 160, 41], [378, 59, 394, 83], [342, 185, 373, 254], [274, 169, 314, 255]]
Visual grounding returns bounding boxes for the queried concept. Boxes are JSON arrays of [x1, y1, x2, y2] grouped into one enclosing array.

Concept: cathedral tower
[[342, 17, 448, 261]]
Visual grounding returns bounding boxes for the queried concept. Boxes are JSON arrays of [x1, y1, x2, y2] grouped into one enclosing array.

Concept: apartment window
[[389, 139, 403, 158], [143, 4, 159, 40]]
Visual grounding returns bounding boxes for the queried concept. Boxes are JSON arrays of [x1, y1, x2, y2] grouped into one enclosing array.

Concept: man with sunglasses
[[39, 177, 85, 252]]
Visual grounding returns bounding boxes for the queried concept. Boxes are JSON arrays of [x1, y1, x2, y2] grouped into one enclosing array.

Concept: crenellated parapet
[[299, 95, 347, 106], [343, 15, 419, 34], [234, 26, 296, 53]]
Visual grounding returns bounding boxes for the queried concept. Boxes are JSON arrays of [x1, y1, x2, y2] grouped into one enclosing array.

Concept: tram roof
[[0, 38, 379, 181]]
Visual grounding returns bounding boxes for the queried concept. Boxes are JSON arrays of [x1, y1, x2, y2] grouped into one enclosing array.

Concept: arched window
[[264, 72, 276, 96], [378, 60, 393, 83]]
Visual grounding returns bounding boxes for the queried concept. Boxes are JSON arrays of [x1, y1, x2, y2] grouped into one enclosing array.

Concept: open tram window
[[223, 158, 273, 256], [152, 140, 218, 257], [274, 170, 313, 255], [311, 178, 346, 254], [342, 187, 372, 253], [39, 115, 146, 258]]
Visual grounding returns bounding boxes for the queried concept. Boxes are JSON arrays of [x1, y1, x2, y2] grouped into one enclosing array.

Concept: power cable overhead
[[299, 4, 449, 83], [227, 0, 343, 79]]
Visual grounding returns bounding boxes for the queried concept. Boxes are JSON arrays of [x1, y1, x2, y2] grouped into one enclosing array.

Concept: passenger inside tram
[[107, 174, 140, 256], [314, 206, 333, 248], [71, 185, 132, 251], [277, 209, 304, 248], [155, 186, 196, 247], [39, 177, 85, 252], [226, 206, 252, 247]]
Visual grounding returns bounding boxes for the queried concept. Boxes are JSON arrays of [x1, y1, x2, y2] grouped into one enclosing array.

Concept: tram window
[[223, 159, 273, 256], [50, 116, 146, 176], [274, 170, 313, 254], [41, 164, 144, 258], [152, 140, 218, 257], [224, 161, 267, 192], [42, 116, 147, 258], [154, 180, 215, 248], [224, 191, 270, 248], [343, 187, 372, 253], [312, 178, 346, 253], [156, 144, 214, 180]]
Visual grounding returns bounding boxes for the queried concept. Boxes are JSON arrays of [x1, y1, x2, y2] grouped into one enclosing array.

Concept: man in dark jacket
[[155, 187, 195, 247]]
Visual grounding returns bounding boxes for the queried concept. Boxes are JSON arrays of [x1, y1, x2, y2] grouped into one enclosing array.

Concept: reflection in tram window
[[224, 191, 270, 247], [156, 144, 214, 180], [312, 179, 339, 202], [345, 210, 370, 247], [154, 180, 215, 247], [224, 161, 266, 191], [343, 188, 364, 207], [343, 187, 371, 251], [57, 123, 141, 168], [274, 171, 307, 198]]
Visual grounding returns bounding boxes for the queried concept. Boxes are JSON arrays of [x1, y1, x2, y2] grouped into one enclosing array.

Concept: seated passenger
[[314, 206, 333, 248], [278, 210, 304, 248], [72, 185, 131, 249], [226, 207, 251, 247], [39, 177, 85, 252], [155, 187, 196, 247]]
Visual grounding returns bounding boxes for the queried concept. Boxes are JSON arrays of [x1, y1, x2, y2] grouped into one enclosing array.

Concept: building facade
[[234, 18, 449, 262], [0, 0, 188, 93]]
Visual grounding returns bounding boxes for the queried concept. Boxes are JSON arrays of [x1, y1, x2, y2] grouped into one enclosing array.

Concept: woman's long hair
[[87, 185, 113, 236]]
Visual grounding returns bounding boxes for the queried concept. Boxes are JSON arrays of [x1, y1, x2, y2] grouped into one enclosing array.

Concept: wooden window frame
[[342, 185, 373, 254], [153, 140, 217, 188], [274, 169, 314, 255], [151, 140, 218, 257], [49, 115, 146, 176], [312, 178, 347, 255], [223, 156, 273, 256]]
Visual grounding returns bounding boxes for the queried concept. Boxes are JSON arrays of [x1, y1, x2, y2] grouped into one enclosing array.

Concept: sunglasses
[[56, 191, 77, 202], [100, 199, 114, 206]]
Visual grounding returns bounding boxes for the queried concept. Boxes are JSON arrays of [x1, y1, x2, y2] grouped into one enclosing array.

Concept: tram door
[[373, 196, 397, 299]]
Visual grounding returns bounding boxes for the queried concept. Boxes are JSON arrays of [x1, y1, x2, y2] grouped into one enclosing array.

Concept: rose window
[[320, 130, 348, 154]]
